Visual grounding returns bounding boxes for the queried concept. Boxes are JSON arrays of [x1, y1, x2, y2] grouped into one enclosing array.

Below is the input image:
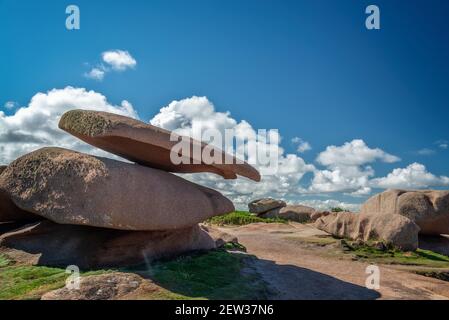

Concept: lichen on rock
[[59, 109, 113, 137]]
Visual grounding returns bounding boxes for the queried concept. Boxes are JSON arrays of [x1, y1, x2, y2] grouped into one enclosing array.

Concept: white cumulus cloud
[[295, 199, 361, 212], [316, 139, 400, 167], [84, 67, 105, 81], [0, 87, 138, 164], [84, 50, 137, 81], [309, 139, 400, 195], [292, 137, 311, 153], [371, 162, 449, 189], [102, 50, 137, 71]]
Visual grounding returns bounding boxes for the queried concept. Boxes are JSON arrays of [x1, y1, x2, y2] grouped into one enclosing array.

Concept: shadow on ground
[[133, 251, 381, 300], [243, 256, 380, 300], [419, 235, 449, 257]]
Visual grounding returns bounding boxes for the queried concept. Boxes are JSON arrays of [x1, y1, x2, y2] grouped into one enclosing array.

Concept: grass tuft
[[207, 211, 286, 226], [341, 240, 449, 268], [147, 249, 269, 299]]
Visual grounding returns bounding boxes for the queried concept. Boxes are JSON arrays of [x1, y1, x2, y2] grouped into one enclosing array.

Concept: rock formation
[[361, 189, 449, 235], [41, 272, 157, 300], [0, 220, 234, 268], [315, 211, 420, 251], [59, 110, 260, 181], [0, 109, 258, 267], [248, 198, 333, 223], [248, 198, 286, 215], [261, 205, 315, 223], [0, 148, 234, 231]]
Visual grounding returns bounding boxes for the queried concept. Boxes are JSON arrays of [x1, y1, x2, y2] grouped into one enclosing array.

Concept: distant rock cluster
[[316, 189, 449, 251], [250, 189, 449, 252], [248, 198, 330, 223], [0, 110, 260, 268], [360, 189, 449, 236]]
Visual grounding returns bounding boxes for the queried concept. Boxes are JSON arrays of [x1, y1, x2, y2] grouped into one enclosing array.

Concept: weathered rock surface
[[248, 198, 286, 215], [200, 224, 238, 247], [262, 205, 315, 223], [0, 191, 39, 223], [1, 164, 38, 222], [41, 272, 159, 300], [59, 110, 260, 181], [0, 147, 234, 231], [310, 210, 331, 222], [361, 189, 449, 235], [0, 220, 234, 268], [315, 211, 420, 251]]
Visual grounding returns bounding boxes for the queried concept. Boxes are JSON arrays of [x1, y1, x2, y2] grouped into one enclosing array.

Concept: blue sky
[[1, 0, 448, 209]]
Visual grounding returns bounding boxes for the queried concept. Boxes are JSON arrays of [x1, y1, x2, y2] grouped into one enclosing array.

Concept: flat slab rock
[[0, 147, 234, 230], [59, 109, 260, 181], [0, 220, 237, 269], [361, 189, 449, 235]]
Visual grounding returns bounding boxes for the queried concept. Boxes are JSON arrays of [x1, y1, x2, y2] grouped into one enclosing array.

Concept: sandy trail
[[220, 222, 449, 300]]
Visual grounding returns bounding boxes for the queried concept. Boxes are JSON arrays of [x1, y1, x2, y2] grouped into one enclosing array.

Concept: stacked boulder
[[0, 110, 260, 268], [248, 198, 329, 223]]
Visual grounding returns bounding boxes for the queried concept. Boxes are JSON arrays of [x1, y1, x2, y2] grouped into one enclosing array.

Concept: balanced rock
[[315, 212, 420, 251], [0, 147, 234, 231], [361, 189, 449, 235], [248, 198, 286, 215], [262, 205, 315, 223], [59, 110, 260, 181], [0, 220, 235, 268]]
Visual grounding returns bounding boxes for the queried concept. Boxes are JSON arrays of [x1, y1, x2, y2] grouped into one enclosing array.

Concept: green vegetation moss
[[133, 249, 270, 300], [0, 254, 116, 300], [207, 211, 286, 226], [341, 240, 449, 268], [59, 110, 112, 136]]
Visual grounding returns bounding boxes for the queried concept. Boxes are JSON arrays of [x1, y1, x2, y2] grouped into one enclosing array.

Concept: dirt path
[[220, 222, 449, 300]]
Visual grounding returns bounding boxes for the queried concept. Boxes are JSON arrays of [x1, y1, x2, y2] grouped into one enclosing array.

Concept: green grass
[[341, 240, 449, 268], [130, 249, 270, 300], [207, 211, 286, 226], [0, 254, 115, 300], [0, 254, 12, 268], [0, 249, 269, 300], [222, 242, 247, 251], [0, 264, 67, 300]]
